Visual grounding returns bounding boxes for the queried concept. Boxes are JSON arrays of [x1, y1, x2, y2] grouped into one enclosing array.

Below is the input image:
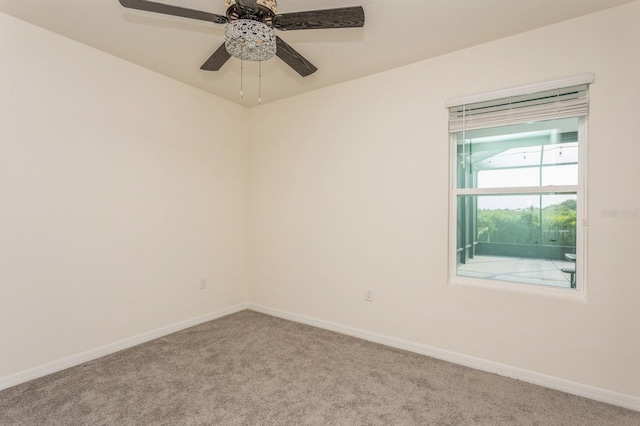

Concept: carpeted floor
[[1, 310, 639, 425]]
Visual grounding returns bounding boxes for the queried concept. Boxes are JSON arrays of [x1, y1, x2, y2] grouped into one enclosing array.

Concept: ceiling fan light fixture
[[224, 19, 276, 61], [225, 0, 278, 14]]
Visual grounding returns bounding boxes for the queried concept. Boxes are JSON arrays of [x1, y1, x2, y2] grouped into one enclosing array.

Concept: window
[[448, 75, 593, 296]]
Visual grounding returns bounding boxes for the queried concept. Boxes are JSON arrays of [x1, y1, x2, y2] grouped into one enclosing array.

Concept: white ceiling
[[1, 0, 635, 107]]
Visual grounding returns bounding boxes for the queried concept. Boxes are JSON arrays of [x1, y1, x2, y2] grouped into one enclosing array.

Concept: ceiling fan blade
[[276, 37, 317, 77], [119, 0, 227, 24], [273, 6, 365, 31], [200, 43, 231, 71]]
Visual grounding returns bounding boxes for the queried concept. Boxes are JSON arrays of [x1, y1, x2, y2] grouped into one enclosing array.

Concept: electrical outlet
[[364, 287, 373, 302], [200, 278, 207, 289]]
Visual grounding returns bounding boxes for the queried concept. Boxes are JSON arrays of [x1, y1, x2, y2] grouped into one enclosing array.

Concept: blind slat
[[449, 84, 589, 133]]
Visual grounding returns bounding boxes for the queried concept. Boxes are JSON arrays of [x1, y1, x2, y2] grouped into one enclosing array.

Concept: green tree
[[477, 199, 576, 247]]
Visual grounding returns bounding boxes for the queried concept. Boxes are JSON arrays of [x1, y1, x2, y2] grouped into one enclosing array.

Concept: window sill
[[449, 275, 587, 303]]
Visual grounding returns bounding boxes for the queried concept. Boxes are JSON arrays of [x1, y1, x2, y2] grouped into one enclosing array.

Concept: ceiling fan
[[118, 0, 365, 77]]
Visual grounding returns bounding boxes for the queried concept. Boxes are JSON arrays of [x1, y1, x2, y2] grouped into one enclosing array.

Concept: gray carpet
[[1, 310, 639, 425]]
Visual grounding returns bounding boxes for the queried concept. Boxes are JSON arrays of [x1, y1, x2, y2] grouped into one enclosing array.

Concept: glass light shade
[[224, 19, 277, 61]]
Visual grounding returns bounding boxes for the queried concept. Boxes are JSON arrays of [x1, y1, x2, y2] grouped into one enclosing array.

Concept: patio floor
[[457, 255, 576, 288]]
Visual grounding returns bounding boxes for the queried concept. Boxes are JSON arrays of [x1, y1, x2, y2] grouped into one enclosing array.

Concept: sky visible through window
[[462, 118, 579, 210]]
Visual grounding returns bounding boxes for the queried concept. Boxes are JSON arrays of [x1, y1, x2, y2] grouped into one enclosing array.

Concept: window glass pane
[[542, 142, 578, 165], [457, 118, 579, 189], [478, 167, 539, 188], [456, 194, 577, 288], [542, 165, 578, 186]]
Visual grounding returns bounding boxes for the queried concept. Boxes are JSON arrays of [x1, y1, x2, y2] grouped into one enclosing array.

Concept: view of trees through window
[[454, 117, 582, 287], [477, 199, 576, 247]]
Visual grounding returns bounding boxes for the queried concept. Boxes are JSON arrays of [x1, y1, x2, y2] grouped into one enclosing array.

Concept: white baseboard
[[247, 303, 640, 413], [0, 303, 248, 391]]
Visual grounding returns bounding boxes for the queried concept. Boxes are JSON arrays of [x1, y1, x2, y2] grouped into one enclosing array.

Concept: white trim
[[0, 303, 248, 391], [449, 132, 458, 290], [247, 304, 640, 413], [577, 116, 588, 296], [446, 73, 594, 108], [455, 185, 578, 196], [448, 112, 587, 300], [449, 275, 586, 302]]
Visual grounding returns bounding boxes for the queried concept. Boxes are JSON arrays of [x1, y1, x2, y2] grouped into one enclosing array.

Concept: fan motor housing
[[225, 0, 277, 26]]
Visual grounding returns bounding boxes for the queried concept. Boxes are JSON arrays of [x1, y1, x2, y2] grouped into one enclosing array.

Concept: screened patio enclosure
[[455, 117, 580, 288]]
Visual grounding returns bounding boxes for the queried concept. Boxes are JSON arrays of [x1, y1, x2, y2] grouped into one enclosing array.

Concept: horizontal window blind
[[449, 84, 589, 133]]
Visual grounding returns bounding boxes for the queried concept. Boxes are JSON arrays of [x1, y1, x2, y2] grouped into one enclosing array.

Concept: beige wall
[[0, 13, 248, 377], [248, 2, 640, 397]]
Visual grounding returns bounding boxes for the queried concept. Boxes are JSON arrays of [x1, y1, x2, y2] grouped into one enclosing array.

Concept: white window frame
[[447, 74, 592, 301]]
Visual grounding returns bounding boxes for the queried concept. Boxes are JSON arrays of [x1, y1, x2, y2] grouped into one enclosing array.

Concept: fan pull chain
[[258, 60, 262, 105], [240, 60, 244, 98]]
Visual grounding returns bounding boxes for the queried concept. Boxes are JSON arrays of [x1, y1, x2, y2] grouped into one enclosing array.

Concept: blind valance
[[448, 75, 593, 133]]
